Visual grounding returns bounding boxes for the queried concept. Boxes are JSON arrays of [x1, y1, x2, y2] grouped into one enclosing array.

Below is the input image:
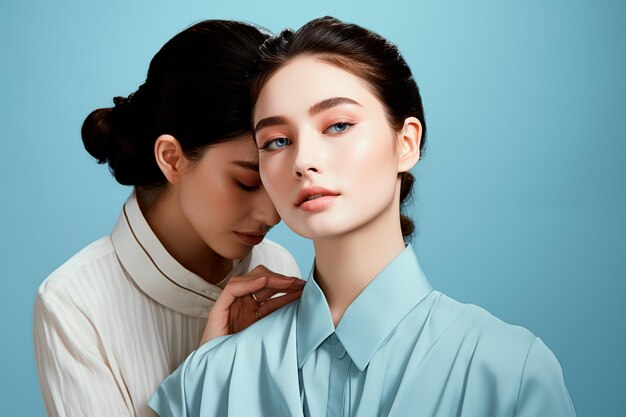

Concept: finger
[[248, 277, 304, 303], [247, 264, 274, 276], [246, 264, 301, 282], [226, 273, 268, 284], [257, 290, 303, 316], [212, 276, 268, 314], [251, 286, 301, 304], [261, 276, 305, 290], [226, 270, 300, 285], [224, 276, 269, 299], [227, 275, 303, 299]]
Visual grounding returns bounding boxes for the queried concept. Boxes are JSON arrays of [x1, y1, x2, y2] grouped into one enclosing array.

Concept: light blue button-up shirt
[[150, 245, 576, 417]]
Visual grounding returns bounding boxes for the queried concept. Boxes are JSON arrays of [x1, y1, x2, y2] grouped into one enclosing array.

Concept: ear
[[396, 117, 422, 173], [154, 134, 187, 184]]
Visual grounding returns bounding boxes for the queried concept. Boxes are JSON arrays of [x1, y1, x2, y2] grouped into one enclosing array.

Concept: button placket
[[334, 342, 346, 359]]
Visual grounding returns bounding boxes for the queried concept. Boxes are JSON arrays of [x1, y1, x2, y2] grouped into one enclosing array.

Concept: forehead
[[204, 136, 258, 163], [253, 56, 379, 121]]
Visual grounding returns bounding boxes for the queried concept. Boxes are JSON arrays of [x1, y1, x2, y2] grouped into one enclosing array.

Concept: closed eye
[[324, 122, 354, 134], [235, 180, 261, 192]]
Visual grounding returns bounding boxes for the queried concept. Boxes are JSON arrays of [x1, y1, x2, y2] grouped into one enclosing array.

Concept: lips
[[295, 186, 340, 212], [233, 231, 266, 246], [295, 186, 340, 206]]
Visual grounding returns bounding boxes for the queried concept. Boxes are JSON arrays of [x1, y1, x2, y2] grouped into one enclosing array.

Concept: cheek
[[260, 158, 292, 209], [180, 169, 243, 226], [334, 133, 397, 188], [179, 174, 216, 226]]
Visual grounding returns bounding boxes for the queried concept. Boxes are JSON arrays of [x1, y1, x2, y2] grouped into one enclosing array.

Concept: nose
[[292, 137, 324, 180], [252, 188, 281, 228]]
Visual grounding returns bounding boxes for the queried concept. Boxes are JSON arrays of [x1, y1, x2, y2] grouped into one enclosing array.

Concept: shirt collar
[[111, 192, 246, 318], [296, 244, 433, 371]]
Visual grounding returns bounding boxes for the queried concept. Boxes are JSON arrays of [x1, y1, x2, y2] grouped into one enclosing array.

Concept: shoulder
[[434, 292, 537, 350], [413, 292, 539, 379], [35, 235, 121, 314], [247, 238, 301, 277], [37, 236, 114, 295], [422, 293, 574, 413], [434, 294, 574, 397], [186, 300, 298, 383], [151, 301, 301, 416], [197, 300, 298, 361], [514, 337, 576, 416]]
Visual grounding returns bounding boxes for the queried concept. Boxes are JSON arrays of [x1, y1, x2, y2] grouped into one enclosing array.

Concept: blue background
[[2, 0, 624, 415]]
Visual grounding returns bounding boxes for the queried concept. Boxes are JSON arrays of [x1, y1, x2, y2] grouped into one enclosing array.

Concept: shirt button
[[334, 342, 346, 359]]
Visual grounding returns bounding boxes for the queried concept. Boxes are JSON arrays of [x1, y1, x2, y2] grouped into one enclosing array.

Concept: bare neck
[[139, 189, 232, 285], [313, 206, 406, 327]]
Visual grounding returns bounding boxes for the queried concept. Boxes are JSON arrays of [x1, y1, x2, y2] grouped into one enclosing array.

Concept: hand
[[201, 265, 305, 345]]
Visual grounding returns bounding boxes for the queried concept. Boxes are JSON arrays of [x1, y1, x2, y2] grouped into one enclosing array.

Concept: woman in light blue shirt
[[150, 16, 576, 417]]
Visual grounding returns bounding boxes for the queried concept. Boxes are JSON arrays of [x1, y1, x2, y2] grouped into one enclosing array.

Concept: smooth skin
[[253, 56, 421, 325], [150, 134, 304, 341]]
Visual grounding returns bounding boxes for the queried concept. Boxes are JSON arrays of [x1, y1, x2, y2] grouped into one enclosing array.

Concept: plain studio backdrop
[[2, 1, 624, 416]]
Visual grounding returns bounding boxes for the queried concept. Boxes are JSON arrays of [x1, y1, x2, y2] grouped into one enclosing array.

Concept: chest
[[298, 334, 521, 417]]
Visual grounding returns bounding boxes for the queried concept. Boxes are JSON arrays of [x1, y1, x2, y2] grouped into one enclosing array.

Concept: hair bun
[[81, 96, 157, 186], [81, 107, 114, 163]]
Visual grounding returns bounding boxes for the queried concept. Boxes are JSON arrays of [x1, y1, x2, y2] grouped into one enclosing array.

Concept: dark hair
[[82, 20, 271, 189], [251, 16, 426, 239]]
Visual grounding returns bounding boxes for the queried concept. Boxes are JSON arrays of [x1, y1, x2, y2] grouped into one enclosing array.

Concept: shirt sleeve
[[148, 336, 232, 417], [148, 360, 189, 417], [514, 337, 577, 417], [33, 292, 134, 417]]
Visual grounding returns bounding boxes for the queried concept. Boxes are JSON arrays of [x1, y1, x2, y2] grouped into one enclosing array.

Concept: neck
[[139, 188, 231, 285], [313, 204, 406, 327]]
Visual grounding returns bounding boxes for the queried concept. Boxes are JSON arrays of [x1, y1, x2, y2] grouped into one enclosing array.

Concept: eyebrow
[[309, 97, 361, 116], [253, 97, 362, 133], [231, 160, 259, 172], [254, 116, 289, 134]]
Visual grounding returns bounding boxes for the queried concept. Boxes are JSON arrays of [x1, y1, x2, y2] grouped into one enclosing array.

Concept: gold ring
[[251, 292, 262, 306], [255, 310, 262, 320]]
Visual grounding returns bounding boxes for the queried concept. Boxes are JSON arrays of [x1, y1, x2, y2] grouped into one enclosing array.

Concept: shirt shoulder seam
[[38, 236, 115, 295], [513, 336, 539, 417]]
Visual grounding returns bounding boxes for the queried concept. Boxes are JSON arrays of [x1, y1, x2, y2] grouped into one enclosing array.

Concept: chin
[[215, 242, 254, 261], [288, 221, 348, 241]]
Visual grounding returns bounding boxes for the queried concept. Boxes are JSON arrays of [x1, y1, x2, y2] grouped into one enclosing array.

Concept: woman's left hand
[[200, 265, 305, 345]]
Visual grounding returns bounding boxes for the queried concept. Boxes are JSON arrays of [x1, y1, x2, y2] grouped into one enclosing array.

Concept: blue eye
[[325, 122, 353, 134], [262, 137, 291, 151]]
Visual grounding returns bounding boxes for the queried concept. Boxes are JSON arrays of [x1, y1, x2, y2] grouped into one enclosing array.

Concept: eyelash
[[259, 121, 355, 151], [259, 137, 291, 151], [324, 121, 354, 134], [235, 181, 260, 192]]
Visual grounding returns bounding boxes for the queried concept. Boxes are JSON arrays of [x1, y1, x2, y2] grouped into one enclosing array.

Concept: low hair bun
[[399, 171, 415, 203], [81, 107, 114, 164], [400, 215, 415, 239], [81, 96, 164, 187], [400, 171, 416, 240], [82, 20, 272, 189]]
